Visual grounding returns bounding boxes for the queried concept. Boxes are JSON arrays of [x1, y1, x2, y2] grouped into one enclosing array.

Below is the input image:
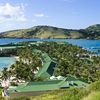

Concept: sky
[[0, 0, 100, 32]]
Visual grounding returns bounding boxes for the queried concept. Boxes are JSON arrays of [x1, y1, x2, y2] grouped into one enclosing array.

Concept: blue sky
[[0, 0, 100, 32]]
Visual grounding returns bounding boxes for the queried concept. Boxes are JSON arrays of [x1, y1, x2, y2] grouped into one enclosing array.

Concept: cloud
[[0, 3, 27, 22], [34, 13, 45, 17]]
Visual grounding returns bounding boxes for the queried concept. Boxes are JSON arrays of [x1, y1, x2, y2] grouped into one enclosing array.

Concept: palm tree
[[2, 67, 9, 81]]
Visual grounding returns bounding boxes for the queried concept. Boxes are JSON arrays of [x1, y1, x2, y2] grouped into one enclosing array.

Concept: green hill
[[86, 24, 100, 32], [0, 24, 100, 39]]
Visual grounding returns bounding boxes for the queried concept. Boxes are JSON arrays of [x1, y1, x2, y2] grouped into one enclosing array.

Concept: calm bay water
[[0, 38, 100, 69], [0, 38, 100, 53], [0, 57, 16, 69]]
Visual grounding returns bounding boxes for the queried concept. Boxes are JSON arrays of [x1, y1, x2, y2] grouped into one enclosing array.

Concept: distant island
[[0, 24, 100, 39]]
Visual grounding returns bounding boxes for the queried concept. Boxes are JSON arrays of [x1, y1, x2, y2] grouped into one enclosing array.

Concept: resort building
[[0, 47, 88, 98], [7, 76, 87, 98], [33, 49, 57, 79]]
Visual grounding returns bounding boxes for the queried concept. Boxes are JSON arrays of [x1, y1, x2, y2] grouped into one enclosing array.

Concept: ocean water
[[0, 38, 100, 53], [65, 39, 100, 54], [0, 57, 16, 69]]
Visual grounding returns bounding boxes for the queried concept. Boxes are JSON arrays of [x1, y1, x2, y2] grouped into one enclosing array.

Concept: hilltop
[[0, 24, 100, 39]]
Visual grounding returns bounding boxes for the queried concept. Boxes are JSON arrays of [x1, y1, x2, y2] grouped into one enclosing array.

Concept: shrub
[[82, 91, 100, 100], [88, 81, 100, 91]]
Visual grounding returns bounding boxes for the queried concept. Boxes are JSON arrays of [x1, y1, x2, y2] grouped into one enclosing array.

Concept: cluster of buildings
[[0, 45, 88, 98], [7, 49, 87, 98]]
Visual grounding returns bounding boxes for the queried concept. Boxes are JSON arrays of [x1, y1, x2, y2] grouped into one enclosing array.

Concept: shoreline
[[0, 37, 100, 40]]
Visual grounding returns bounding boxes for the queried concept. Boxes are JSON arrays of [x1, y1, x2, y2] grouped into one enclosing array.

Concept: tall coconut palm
[[1, 67, 9, 81]]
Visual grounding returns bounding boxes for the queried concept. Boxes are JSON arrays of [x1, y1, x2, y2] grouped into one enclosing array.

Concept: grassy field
[[82, 91, 100, 100]]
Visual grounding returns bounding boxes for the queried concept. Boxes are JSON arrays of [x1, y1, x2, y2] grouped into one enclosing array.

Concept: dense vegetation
[[0, 24, 100, 39], [13, 47, 42, 81], [37, 42, 100, 82], [1, 42, 100, 100], [2, 42, 100, 83], [1, 45, 43, 81]]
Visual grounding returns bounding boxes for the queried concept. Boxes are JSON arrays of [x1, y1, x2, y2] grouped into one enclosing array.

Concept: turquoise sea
[[0, 57, 16, 69], [0, 38, 100, 69]]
